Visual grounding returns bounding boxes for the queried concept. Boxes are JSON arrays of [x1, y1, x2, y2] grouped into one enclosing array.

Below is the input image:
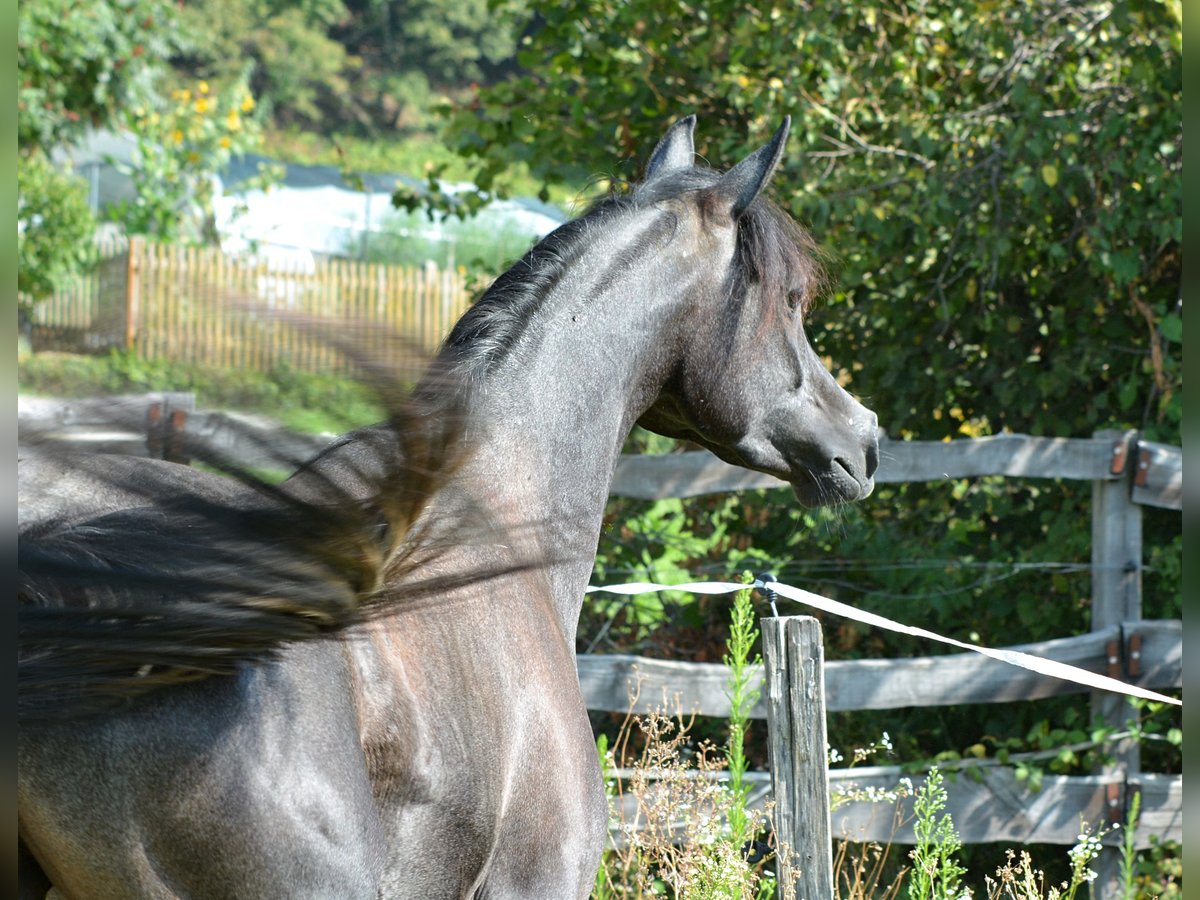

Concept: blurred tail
[[18, 312, 537, 722]]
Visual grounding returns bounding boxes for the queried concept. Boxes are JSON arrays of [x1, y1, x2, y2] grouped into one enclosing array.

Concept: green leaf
[[1160, 313, 1182, 342]]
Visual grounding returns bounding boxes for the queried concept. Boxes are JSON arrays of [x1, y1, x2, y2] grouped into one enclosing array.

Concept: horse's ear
[[644, 115, 697, 181], [712, 116, 791, 219]]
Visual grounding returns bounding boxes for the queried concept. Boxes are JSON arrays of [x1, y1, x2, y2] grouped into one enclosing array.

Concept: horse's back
[[18, 453, 252, 532]]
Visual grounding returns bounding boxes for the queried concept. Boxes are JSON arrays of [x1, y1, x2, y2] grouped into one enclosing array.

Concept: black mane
[[435, 167, 826, 384]]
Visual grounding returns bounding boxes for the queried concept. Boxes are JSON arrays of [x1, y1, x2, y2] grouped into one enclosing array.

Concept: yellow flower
[[219, 136, 232, 149], [179, 89, 191, 102], [198, 80, 209, 95], [226, 110, 241, 130], [172, 129, 184, 144], [195, 97, 210, 114], [240, 94, 255, 113]]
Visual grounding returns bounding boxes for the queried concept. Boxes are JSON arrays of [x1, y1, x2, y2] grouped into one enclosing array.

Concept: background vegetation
[[17, 0, 1181, 892]]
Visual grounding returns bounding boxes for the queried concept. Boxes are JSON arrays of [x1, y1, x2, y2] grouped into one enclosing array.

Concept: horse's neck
[[453, 279, 678, 643]]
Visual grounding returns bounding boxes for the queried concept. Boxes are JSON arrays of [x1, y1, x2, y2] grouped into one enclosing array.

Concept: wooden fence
[[17, 398, 1183, 889], [596, 429, 1182, 899], [28, 237, 474, 371]]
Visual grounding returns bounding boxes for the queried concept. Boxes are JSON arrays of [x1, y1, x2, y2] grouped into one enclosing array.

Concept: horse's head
[[634, 116, 879, 507]]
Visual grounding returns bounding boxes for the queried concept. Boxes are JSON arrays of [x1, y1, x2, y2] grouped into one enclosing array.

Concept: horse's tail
[[17, 318, 526, 722]]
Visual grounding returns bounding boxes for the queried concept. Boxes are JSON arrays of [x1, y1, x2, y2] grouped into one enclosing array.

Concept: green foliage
[[1118, 790, 1141, 900], [907, 769, 968, 900], [108, 75, 280, 241], [17, 0, 177, 305], [445, 0, 1181, 444], [337, 0, 524, 130], [1128, 836, 1182, 900], [170, 0, 355, 127], [17, 0, 180, 152], [165, 0, 525, 132], [17, 153, 97, 307], [722, 580, 761, 848], [520, 0, 1185, 789], [341, 0, 519, 89], [594, 594, 775, 899]]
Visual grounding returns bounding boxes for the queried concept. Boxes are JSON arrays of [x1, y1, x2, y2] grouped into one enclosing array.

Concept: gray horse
[[18, 116, 878, 899]]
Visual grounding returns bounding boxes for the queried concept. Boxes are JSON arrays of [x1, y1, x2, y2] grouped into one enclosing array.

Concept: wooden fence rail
[[609, 767, 1182, 850], [611, 437, 1182, 510], [577, 619, 1182, 717]]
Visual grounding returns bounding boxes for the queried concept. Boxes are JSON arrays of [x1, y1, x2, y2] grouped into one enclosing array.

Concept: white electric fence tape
[[584, 578, 1182, 707]]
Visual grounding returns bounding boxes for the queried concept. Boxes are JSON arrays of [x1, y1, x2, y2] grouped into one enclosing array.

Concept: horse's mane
[[435, 197, 628, 380], [435, 167, 827, 386]]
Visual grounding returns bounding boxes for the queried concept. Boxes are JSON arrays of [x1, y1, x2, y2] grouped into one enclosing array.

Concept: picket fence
[[27, 237, 474, 371]]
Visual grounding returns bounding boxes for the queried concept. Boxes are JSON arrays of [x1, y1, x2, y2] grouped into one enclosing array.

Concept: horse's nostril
[[865, 439, 879, 480]]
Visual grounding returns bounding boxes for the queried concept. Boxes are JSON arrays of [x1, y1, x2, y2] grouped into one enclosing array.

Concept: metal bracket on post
[[146, 402, 164, 458], [1109, 438, 1130, 476], [164, 408, 189, 464], [1134, 446, 1152, 488], [1105, 781, 1124, 827], [1125, 630, 1143, 679], [1105, 638, 1121, 679], [146, 398, 191, 464]]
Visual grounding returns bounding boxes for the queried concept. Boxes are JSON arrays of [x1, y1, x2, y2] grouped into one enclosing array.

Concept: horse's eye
[[785, 290, 805, 314]]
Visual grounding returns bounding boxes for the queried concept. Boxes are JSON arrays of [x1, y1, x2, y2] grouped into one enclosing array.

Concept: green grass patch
[[18, 350, 387, 436], [356, 207, 540, 274]]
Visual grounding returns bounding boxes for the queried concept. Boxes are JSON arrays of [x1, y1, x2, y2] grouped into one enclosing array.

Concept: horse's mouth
[[789, 460, 875, 508]]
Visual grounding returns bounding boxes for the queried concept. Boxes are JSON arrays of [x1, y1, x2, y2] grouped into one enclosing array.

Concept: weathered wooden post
[[124, 235, 144, 351], [1090, 428, 1142, 899], [763, 615, 833, 900]]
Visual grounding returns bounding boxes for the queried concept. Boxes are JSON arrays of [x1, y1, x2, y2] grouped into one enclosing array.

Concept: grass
[[594, 595, 1165, 900], [18, 349, 386, 436], [355, 206, 540, 274], [596, 583, 777, 899]]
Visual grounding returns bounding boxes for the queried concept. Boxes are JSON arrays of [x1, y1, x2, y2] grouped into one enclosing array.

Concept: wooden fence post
[[1090, 428, 1142, 899], [124, 236, 144, 351], [763, 616, 834, 900]]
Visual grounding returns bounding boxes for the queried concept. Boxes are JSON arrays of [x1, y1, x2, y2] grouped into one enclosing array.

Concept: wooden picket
[[28, 238, 475, 372]]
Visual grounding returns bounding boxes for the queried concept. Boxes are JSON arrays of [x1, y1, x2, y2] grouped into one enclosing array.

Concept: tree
[[441, 0, 1181, 443], [106, 75, 279, 242], [328, 0, 523, 130], [17, 153, 96, 311], [169, 0, 357, 128], [18, 0, 179, 153], [440, 0, 1183, 794], [17, 0, 180, 305]]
